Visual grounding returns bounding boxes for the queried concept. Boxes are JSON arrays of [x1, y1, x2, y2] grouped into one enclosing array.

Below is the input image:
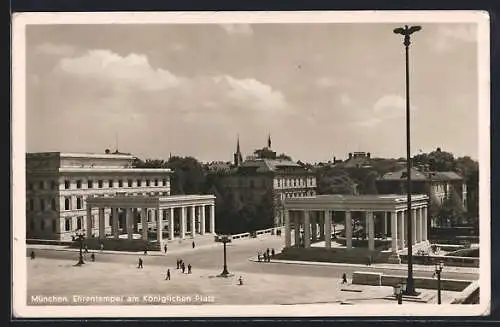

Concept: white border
[[12, 11, 491, 318]]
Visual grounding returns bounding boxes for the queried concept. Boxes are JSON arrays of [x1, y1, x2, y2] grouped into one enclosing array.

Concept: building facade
[[26, 152, 176, 241], [214, 136, 317, 227]]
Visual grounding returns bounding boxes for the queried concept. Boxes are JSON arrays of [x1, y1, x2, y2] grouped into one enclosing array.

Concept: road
[[27, 237, 478, 282]]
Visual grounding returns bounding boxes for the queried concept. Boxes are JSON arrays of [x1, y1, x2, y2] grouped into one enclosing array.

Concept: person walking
[[84, 244, 89, 254], [271, 248, 275, 257], [144, 248, 148, 255], [164, 244, 168, 254], [188, 264, 192, 274], [342, 273, 348, 284], [257, 252, 261, 262], [30, 250, 35, 260], [181, 262, 186, 274], [138, 257, 143, 269], [100, 242, 104, 252], [90, 253, 95, 262], [192, 241, 196, 249], [176, 259, 180, 269], [166, 269, 171, 280]]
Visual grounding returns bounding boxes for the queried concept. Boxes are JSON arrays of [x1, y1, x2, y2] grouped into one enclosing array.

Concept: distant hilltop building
[[212, 134, 317, 227], [340, 151, 373, 169]]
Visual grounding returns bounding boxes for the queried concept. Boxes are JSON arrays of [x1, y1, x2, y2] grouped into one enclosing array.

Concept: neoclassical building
[[26, 152, 215, 241], [283, 194, 429, 262]]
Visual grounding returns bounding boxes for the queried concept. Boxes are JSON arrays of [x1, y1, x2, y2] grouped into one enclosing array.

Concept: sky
[[25, 22, 480, 163]]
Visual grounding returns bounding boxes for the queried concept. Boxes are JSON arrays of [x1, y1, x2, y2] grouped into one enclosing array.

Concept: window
[[51, 180, 57, 190], [128, 179, 133, 187], [65, 219, 71, 231], [293, 179, 297, 187], [137, 180, 142, 187], [39, 181, 44, 190], [40, 199, 45, 211], [65, 180, 70, 189], [28, 183, 33, 191], [146, 180, 150, 187], [154, 179, 158, 186], [77, 217, 82, 230], [76, 180, 82, 189], [52, 220, 57, 232], [51, 198, 56, 210], [162, 179, 167, 186], [65, 197, 70, 210], [118, 180, 123, 187], [108, 180, 114, 188], [29, 199, 34, 211], [41, 220, 45, 231], [277, 179, 281, 187], [88, 180, 93, 188], [98, 180, 103, 188], [76, 197, 82, 209]]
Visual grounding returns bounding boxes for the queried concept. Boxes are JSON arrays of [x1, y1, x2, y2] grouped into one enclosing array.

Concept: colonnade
[[85, 203, 216, 244], [284, 206, 428, 253]]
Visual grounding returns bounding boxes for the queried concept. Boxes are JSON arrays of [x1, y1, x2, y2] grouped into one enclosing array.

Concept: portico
[[283, 194, 429, 254], [85, 195, 216, 245]]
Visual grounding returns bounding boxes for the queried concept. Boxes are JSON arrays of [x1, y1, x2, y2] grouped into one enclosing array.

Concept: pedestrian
[[144, 248, 148, 255], [100, 242, 104, 252], [30, 250, 35, 260], [138, 257, 143, 269], [271, 248, 275, 257], [90, 253, 95, 262], [266, 248, 270, 256], [166, 269, 171, 280], [188, 264, 192, 274], [176, 259, 180, 269], [263, 252, 268, 262], [181, 262, 186, 273], [267, 253, 271, 262], [257, 252, 261, 262], [192, 241, 195, 249], [238, 276, 243, 286], [84, 244, 89, 254], [164, 244, 168, 253], [342, 273, 347, 284]]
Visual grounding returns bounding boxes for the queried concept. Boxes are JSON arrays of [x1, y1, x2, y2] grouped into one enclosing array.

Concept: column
[[98, 207, 105, 238], [157, 207, 163, 245], [412, 208, 417, 245], [126, 208, 133, 240], [422, 206, 428, 241], [319, 212, 325, 241], [112, 207, 119, 239], [391, 211, 398, 253], [284, 209, 291, 247], [209, 204, 215, 234], [324, 210, 332, 248], [303, 210, 311, 248], [200, 205, 206, 235], [416, 208, 422, 243], [191, 205, 196, 237], [180, 206, 186, 239], [86, 205, 92, 238], [383, 212, 388, 236], [294, 212, 301, 247], [141, 208, 148, 240], [367, 211, 375, 251], [311, 214, 317, 242], [345, 210, 352, 249], [398, 211, 405, 250], [169, 207, 175, 240]]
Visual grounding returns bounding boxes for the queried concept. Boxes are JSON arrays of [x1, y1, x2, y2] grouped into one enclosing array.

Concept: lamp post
[[219, 235, 231, 277], [393, 24, 422, 296], [75, 230, 85, 266], [434, 261, 444, 304]]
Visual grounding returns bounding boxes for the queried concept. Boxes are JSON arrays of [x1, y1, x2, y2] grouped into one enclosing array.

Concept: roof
[[239, 158, 301, 173], [379, 168, 463, 181], [27, 152, 136, 160]]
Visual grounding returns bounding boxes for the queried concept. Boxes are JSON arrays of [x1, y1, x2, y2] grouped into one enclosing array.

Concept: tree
[[277, 153, 292, 161]]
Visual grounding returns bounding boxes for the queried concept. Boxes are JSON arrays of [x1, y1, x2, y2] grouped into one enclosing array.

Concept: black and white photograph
[[12, 11, 490, 317]]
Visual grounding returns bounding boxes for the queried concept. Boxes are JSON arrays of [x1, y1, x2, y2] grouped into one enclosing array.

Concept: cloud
[[35, 43, 78, 57], [351, 94, 417, 127], [48, 49, 287, 118], [431, 25, 477, 53], [219, 24, 253, 36], [55, 49, 181, 92], [340, 94, 352, 106]]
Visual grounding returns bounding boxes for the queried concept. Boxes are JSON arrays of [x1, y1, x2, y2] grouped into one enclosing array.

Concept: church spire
[[267, 133, 272, 149], [234, 134, 243, 167], [236, 134, 241, 153]]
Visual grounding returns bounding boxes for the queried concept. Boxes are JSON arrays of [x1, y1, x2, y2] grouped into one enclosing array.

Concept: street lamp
[[75, 230, 85, 266], [393, 24, 422, 296], [218, 235, 232, 277], [434, 261, 444, 304]]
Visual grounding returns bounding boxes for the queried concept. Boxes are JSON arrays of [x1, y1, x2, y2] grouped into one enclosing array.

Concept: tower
[[233, 135, 243, 167], [267, 133, 272, 149]]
